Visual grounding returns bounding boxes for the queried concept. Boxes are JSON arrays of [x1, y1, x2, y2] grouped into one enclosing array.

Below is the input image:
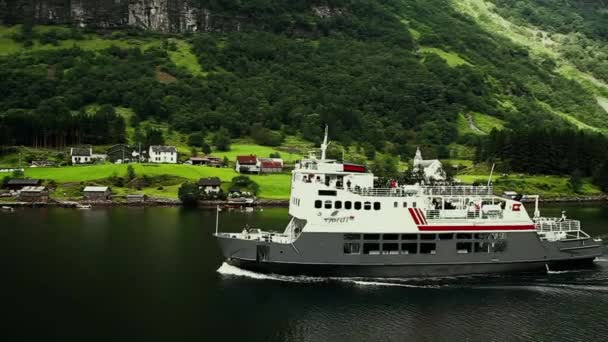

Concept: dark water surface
[[1, 203, 607, 341]]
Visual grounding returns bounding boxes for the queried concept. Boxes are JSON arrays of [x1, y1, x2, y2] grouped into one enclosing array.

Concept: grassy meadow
[[24, 163, 292, 199]]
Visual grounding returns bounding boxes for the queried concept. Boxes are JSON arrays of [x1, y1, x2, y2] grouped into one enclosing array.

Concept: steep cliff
[[0, 0, 338, 33]]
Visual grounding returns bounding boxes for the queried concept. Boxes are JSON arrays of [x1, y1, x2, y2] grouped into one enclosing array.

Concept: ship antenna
[[487, 163, 495, 188], [321, 125, 330, 160]]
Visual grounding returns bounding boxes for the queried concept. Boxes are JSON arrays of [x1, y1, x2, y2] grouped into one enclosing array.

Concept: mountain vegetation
[[1, 0, 608, 190]]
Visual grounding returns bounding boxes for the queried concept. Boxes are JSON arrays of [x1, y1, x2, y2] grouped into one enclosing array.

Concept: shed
[[7, 179, 42, 191], [18, 186, 49, 203], [30, 160, 55, 167], [83, 186, 112, 201], [198, 177, 221, 193]]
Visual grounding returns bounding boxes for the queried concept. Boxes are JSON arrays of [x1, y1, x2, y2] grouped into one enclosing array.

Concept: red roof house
[[236, 155, 260, 173]]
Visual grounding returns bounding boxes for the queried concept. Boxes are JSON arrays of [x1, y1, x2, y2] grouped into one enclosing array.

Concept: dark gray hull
[[226, 257, 597, 278], [215, 231, 603, 278]]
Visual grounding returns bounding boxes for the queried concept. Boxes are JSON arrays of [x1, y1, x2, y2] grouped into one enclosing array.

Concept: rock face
[[0, 0, 331, 33]]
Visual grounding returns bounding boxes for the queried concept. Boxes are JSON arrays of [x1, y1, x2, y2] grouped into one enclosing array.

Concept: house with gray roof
[[198, 177, 221, 193], [149, 146, 178, 164], [71, 147, 92, 164]]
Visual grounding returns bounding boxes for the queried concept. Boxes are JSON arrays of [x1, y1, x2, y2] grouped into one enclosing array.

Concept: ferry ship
[[214, 130, 604, 277]]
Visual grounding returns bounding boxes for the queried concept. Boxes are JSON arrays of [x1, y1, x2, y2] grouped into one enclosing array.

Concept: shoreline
[[1, 195, 606, 209], [0, 198, 290, 208]]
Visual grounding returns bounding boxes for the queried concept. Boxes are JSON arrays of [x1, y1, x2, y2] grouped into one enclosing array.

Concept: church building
[[413, 147, 445, 182]]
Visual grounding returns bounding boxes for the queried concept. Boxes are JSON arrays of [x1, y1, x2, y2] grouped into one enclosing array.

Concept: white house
[[149, 146, 178, 164], [413, 147, 445, 182], [236, 155, 260, 174], [71, 147, 92, 164]]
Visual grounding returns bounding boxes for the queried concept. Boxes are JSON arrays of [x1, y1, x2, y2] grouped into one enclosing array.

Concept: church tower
[[414, 147, 423, 165]]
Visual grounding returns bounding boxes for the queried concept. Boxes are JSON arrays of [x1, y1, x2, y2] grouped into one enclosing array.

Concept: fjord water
[[1, 204, 607, 341]]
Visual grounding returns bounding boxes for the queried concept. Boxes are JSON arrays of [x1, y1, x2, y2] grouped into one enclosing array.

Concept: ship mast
[[320, 125, 330, 160]]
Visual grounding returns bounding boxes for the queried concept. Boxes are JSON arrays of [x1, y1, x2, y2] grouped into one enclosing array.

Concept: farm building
[[30, 160, 55, 167], [259, 158, 284, 173], [198, 177, 221, 194], [6, 179, 42, 191], [235, 155, 259, 174], [107, 144, 144, 163], [83, 186, 112, 201], [187, 155, 222, 166], [18, 186, 49, 203]]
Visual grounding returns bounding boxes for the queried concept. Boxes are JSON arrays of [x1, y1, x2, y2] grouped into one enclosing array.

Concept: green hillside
[[2, 0, 608, 198]]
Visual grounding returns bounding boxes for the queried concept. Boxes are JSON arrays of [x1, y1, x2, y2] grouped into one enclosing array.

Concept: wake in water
[[217, 260, 608, 291], [216, 262, 441, 288]]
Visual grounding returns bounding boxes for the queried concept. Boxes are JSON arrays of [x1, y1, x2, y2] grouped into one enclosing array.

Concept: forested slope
[[1, 0, 608, 166]]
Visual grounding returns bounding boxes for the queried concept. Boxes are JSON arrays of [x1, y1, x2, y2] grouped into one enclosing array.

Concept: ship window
[[324, 200, 332, 209], [335, 201, 342, 209], [474, 242, 490, 253], [401, 243, 417, 254], [401, 234, 418, 240], [314, 200, 322, 209], [403, 202, 408, 208], [364, 234, 380, 240], [474, 233, 491, 240], [420, 243, 436, 254], [355, 202, 362, 210], [343, 243, 360, 254], [382, 243, 399, 254], [394, 202, 398, 208], [383, 234, 399, 240], [373, 202, 381, 210], [457, 242, 473, 254], [363, 243, 381, 255], [412, 202, 417, 208], [457, 233, 473, 239], [439, 233, 453, 240], [492, 241, 508, 253], [344, 234, 361, 240], [364, 202, 372, 210], [345, 201, 352, 210], [420, 234, 436, 240], [319, 190, 337, 196]]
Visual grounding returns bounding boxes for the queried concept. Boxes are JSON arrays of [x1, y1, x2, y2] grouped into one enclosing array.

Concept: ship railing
[[216, 230, 293, 244], [347, 187, 419, 197], [426, 209, 504, 220], [533, 218, 589, 240], [422, 186, 493, 196]]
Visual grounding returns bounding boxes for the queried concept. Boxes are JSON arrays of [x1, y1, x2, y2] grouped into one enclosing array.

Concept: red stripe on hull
[[416, 208, 428, 225], [408, 208, 421, 225], [418, 225, 535, 231]]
